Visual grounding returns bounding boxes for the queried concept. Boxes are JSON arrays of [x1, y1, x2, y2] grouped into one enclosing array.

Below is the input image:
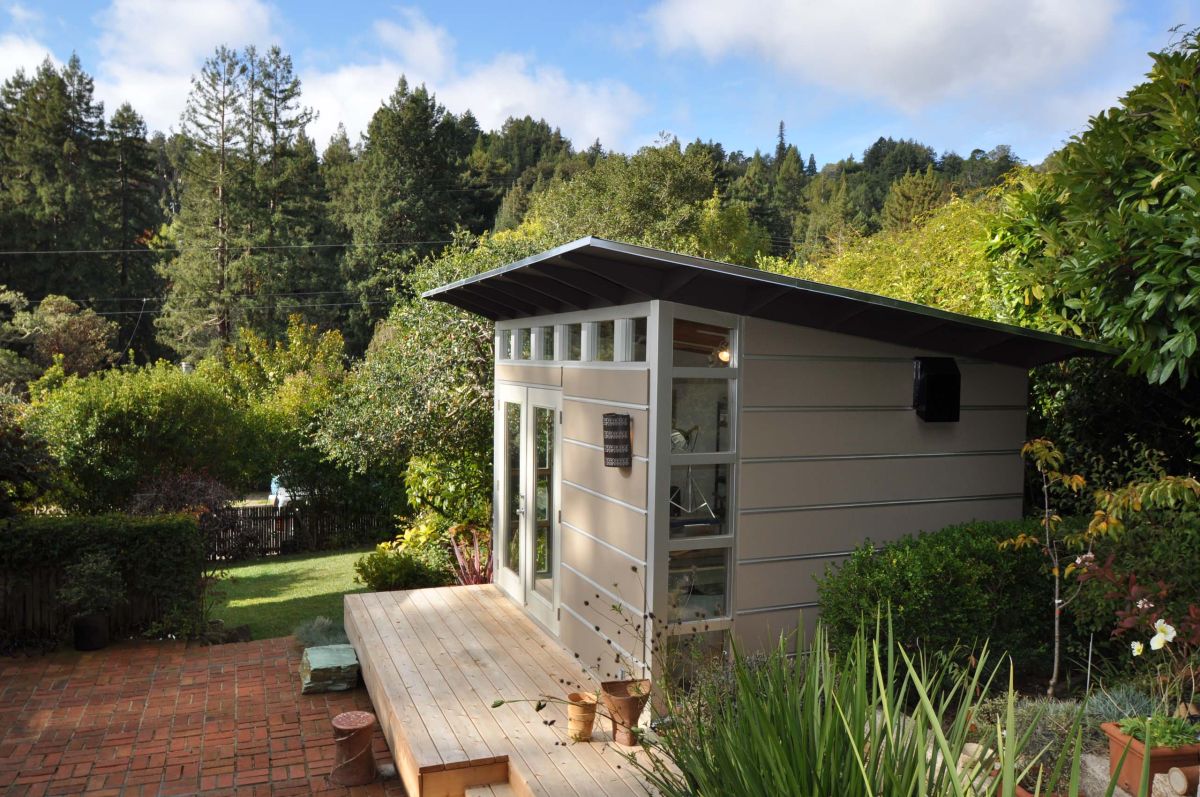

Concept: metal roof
[[422, 237, 1113, 368]]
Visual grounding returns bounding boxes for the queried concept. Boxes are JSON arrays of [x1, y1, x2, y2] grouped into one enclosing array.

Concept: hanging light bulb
[[716, 341, 731, 364]]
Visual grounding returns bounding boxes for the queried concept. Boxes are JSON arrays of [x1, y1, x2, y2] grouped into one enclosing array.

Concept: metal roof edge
[[423, 235, 1117, 359]]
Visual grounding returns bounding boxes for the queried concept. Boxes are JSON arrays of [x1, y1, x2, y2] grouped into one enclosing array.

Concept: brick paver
[[0, 637, 406, 796]]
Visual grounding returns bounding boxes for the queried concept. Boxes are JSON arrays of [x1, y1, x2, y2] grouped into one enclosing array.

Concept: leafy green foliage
[[882, 165, 951, 231], [768, 196, 1003, 319], [815, 520, 1060, 673], [23, 362, 269, 511], [988, 32, 1200, 384], [57, 550, 126, 618], [0, 401, 50, 516], [12, 295, 119, 376], [0, 513, 205, 639], [1117, 715, 1199, 748], [353, 542, 453, 592]]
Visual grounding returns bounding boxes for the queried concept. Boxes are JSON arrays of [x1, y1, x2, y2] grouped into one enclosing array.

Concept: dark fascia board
[[422, 236, 1117, 365]]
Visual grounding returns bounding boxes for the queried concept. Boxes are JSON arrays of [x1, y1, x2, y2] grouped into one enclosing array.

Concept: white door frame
[[493, 383, 562, 634]]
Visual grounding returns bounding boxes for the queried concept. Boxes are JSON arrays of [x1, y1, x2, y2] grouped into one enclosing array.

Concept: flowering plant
[[1127, 614, 1199, 718]]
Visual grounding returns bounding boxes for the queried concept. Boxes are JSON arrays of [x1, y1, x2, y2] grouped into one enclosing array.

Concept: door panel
[[493, 384, 561, 633]]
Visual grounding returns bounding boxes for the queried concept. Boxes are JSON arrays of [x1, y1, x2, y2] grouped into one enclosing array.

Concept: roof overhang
[[422, 237, 1115, 369]]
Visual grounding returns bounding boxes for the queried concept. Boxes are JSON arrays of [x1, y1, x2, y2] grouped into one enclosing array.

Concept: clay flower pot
[[1100, 721, 1200, 794], [600, 679, 651, 746], [566, 692, 597, 742]]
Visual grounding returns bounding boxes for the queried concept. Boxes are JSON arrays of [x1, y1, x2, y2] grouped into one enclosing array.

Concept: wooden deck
[[344, 585, 650, 797]]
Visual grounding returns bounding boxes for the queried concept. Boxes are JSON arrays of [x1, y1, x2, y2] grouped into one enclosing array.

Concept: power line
[[0, 238, 455, 257], [89, 299, 395, 317]]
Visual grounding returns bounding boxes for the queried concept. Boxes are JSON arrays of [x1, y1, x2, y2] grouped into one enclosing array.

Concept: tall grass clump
[[632, 620, 1149, 797]]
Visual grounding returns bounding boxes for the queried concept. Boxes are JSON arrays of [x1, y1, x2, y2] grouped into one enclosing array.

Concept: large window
[[667, 315, 737, 626], [496, 311, 651, 364]]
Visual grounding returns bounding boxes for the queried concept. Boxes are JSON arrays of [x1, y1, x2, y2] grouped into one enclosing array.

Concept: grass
[[209, 548, 371, 640]]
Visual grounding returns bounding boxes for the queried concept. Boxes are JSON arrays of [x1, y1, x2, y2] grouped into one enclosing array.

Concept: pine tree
[[881, 165, 951, 231], [0, 57, 107, 301], [336, 77, 474, 350], [806, 153, 818, 177], [157, 46, 249, 358]]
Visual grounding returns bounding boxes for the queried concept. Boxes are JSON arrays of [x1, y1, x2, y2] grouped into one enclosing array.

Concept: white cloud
[[92, 0, 275, 130], [305, 8, 644, 151], [0, 32, 54, 82], [646, 0, 1119, 111], [7, 3, 41, 27]]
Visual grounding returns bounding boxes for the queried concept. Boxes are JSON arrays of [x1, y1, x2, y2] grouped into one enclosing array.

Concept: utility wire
[[0, 238, 455, 257], [89, 299, 395, 317]]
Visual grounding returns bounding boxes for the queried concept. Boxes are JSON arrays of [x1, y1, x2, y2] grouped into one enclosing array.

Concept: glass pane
[[673, 319, 731, 368], [517, 328, 531, 359], [668, 549, 728, 622], [630, 317, 648, 362], [534, 406, 554, 599], [669, 464, 728, 538], [496, 330, 511, 360], [503, 402, 521, 574], [537, 327, 554, 360], [595, 320, 615, 361], [671, 379, 730, 453], [566, 324, 583, 360]]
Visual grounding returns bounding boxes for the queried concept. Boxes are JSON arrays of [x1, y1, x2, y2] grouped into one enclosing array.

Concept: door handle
[[516, 494, 526, 515]]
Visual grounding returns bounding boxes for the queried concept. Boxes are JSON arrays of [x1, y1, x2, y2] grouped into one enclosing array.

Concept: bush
[[353, 542, 453, 592], [0, 513, 206, 642], [816, 519, 1063, 672], [22, 362, 268, 512]]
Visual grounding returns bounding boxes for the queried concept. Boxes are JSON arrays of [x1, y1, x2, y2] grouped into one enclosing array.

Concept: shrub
[[972, 695, 1103, 793], [0, 514, 206, 642], [57, 551, 126, 618], [23, 362, 268, 512], [353, 543, 452, 592], [816, 519, 1063, 672], [294, 616, 349, 647]]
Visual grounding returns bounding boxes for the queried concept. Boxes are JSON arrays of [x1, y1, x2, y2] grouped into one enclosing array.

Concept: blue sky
[[2, 1, 1196, 165]]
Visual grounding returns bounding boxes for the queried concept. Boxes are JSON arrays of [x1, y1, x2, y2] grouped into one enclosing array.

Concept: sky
[[1, 0, 1196, 165]]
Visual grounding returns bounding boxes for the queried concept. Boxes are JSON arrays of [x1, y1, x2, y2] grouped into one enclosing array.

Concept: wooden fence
[[204, 506, 395, 560]]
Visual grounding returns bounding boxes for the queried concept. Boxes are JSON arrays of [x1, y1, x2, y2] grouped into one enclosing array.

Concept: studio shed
[[423, 237, 1108, 672]]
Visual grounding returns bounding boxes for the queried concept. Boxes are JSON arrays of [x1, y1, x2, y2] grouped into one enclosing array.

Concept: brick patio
[[0, 637, 405, 797]]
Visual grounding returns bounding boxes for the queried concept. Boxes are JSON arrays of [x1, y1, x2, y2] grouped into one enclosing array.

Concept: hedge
[[0, 513, 205, 645], [815, 519, 1075, 674]]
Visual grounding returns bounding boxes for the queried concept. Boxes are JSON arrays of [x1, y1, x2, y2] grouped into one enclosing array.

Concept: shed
[[423, 236, 1109, 672]]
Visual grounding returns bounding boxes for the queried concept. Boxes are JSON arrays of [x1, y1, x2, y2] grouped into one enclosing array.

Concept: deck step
[[465, 784, 516, 796]]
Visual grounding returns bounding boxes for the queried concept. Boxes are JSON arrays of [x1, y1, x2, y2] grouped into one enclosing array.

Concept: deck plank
[[454, 587, 649, 794], [349, 585, 652, 797], [400, 588, 588, 797], [433, 586, 644, 797]]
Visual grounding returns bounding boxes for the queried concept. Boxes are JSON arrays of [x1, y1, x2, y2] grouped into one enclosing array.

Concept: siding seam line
[[562, 522, 647, 566], [741, 404, 1026, 413], [742, 449, 1019, 464], [559, 601, 645, 670], [737, 601, 819, 616], [563, 438, 650, 463], [561, 561, 645, 617], [740, 493, 1023, 515], [562, 395, 650, 410], [738, 550, 854, 565], [561, 480, 648, 514]]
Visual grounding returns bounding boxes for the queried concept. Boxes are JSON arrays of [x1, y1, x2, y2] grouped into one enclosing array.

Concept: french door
[[495, 384, 561, 633]]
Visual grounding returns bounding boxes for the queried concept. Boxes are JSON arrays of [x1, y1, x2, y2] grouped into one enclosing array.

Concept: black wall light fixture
[[913, 357, 961, 422], [602, 413, 632, 467]]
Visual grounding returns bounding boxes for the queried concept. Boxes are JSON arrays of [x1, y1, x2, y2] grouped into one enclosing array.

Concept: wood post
[[330, 710, 377, 786]]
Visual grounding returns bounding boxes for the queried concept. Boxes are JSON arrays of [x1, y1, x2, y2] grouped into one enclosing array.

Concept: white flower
[[1136, 598, 1154, 610], [1131, 640, 1145, 657], [1151, 633, 1168, 651], [1153, 619, 1177, 642]]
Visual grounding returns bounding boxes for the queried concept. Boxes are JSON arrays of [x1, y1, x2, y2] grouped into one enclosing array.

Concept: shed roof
[[422, 237, 1113, 368]]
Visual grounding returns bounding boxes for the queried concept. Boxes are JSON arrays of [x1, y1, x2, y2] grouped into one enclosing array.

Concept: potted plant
[[57, 551, 126, 651], [600, 676, 652, 746], [1101, 618, 1200, 792]]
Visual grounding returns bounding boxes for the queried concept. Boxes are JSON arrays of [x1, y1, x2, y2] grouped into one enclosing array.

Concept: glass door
[[493, 384, 561, 632]]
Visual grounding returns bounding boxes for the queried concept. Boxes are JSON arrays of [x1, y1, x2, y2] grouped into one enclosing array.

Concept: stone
[[300, 644, 360, 694]]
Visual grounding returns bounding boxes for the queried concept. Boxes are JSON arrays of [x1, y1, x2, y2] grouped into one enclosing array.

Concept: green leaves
[[988, 33, 1200, 385]]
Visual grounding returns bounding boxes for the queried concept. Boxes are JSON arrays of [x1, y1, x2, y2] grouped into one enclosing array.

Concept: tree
[[12, 295, 118, 376], [0, 57, 107, 301], [773, 196, 1002, 319], [157, 46, 249, 359], [336, 78, 476, 350], [881, 165, 951, 231], [0, 402, 51, 516], [0, 287, 39, 390], [988, 30, 1200, 384]]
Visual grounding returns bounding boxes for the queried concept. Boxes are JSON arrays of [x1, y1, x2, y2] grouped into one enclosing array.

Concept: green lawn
[[210, 548, 371, 640]]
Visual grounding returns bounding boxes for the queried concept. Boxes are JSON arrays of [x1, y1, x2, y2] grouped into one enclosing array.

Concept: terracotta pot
[[600, 679, 651, 747], [72, 613, 109, 651], [1015, 785, 1073, 797], [1100, 721, 1200, 794], [566, 692, 597, 742]]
